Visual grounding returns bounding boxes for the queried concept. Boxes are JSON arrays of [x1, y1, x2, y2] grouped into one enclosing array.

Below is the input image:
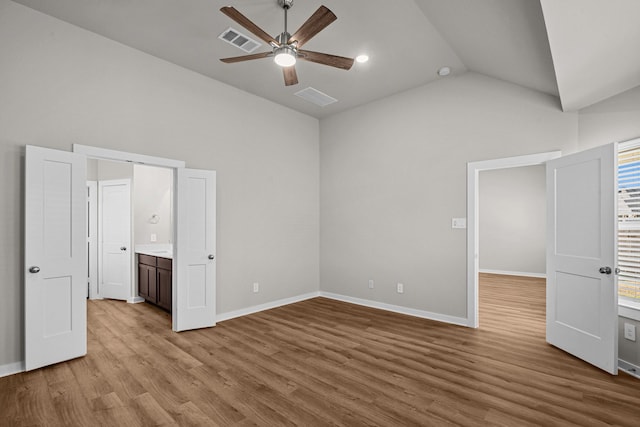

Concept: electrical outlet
[[253, 282, 259, 293], [368, 279, 374, 289], [150, 233, 157, 242], [397, 283, 404, 294], [624, 323, 636, 341]]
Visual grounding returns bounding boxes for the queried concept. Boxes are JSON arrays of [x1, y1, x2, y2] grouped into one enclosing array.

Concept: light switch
[[452, 218, 467, 229], [150, 233, 157, 242], [624, 323, 636, 341]]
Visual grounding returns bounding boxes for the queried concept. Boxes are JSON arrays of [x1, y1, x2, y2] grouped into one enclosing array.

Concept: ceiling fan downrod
[[278, 0, 294, 43], [274, 0, 297, 66]]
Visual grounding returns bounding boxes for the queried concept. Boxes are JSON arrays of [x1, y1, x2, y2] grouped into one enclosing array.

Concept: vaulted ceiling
[[12, 0, 640, 118]]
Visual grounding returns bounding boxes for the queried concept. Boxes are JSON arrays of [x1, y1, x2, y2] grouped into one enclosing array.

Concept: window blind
[[618, 146, 640, 301]]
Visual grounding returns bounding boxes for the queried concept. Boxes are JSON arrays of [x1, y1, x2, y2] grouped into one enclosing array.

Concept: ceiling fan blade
[[298, 50, 354, 70], [288, 6, 337, 48], [283, 66, 299, 86], [220, 6, 279, 46], [220, 51, 272, 64]]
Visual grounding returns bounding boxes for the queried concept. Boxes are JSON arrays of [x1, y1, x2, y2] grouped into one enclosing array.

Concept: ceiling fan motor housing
[[276, 32, 292, 45]]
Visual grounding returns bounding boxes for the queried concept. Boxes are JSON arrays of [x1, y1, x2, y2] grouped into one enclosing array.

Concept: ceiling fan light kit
[[220, 0, 354, 87], [274, 46, 296, 67]]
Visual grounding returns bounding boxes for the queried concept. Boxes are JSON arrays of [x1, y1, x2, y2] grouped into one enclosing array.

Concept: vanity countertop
[[135, 244, 173, 260]]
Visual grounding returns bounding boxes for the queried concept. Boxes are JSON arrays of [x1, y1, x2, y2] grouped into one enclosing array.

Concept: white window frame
[[617, 137, 640, 319]]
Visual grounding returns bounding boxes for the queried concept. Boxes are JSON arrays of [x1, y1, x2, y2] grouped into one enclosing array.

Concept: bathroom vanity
[[136, 247, 172, 312]]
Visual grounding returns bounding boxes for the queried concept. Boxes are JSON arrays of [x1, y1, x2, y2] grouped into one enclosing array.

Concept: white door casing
[[174, 168, 216, 331], [466, 151, 562, 328], [25, 145, 87, 371], [546, 143, 618, 374], [87, 181, 98, 299], [98, 179, 131, 301]]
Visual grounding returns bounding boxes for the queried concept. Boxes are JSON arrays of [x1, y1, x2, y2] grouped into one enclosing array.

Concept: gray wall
[[578, 85, 640, 150], [133, 164, 172, 245], [619, 316, 640, 371], [87, 158, 98, 180], [96, 159, 134, 181], [0, 0, 319, 369], [479, 165, 546, 276], [320, 73, 578, 318]]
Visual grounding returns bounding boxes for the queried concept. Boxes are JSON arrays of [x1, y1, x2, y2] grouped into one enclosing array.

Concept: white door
[[25, 145, 87, 371], [546, 143, 618, 374], [174, 168, 216, 331], [98, 179, 131, 301]]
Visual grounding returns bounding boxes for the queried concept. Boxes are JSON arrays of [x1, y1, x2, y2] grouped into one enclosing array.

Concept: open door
[[546, 143, 618, 374], [98, 179, 131, 301], [25, 145, 87, 371], [174, 168, 216, 331]]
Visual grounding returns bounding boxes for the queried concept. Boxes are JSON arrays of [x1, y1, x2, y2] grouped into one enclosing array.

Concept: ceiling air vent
[[295, 87, 338, 107], [218, 27, 261, 53]]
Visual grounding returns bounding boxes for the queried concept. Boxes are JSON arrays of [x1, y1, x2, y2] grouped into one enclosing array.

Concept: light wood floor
[[2, 274, 639, 426]]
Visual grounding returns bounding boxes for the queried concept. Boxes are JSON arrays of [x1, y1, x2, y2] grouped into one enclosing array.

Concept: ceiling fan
[[219, 0, 354, 86]]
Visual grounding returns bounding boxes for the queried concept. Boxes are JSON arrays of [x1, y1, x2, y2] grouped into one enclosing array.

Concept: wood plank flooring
[[2, 274, 640, 426]]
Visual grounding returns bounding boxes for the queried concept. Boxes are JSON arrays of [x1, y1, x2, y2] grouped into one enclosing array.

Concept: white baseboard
[[216, 291, 321, 322], [479, 269, 546, 279], [127, 296, 145, 304], [217, 291, 469, 328], [319, 291, 469, 327], [0, 361, 25, 378], [618, 359, 640, 379]]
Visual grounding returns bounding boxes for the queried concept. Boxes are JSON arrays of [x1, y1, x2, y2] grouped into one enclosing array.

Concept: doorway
[[86, 159, 174, 310], [466, 151, 561, 328], [477, 165, 546, 329]]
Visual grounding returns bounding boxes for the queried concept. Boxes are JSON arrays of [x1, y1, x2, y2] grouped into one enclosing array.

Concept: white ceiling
[[11, 0, 640, 118]]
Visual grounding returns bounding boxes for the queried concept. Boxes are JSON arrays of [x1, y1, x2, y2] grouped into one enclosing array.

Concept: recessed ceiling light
[[356, 54, 369, 63], [437, 66, 451, 77]]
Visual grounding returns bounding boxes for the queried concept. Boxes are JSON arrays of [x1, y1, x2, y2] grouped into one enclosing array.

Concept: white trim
[[467, 151, 561, 328], [73, 144, 185, 169], [618, 359, 640, 379], [87, 181, 98, 299], [0, 361, 25, 378], [479, 269, 546, 279], [128, 296, 145, 304], [618, 137, 640, 151], [216, 292, 320, 322], [320, 292, 469, 327], [619, 302, 640, 322]]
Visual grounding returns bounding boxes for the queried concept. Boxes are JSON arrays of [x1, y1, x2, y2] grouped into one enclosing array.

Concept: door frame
[[87, 181, 98, 299], [466, 151, 562, 328], [73, 144, 192, 331]]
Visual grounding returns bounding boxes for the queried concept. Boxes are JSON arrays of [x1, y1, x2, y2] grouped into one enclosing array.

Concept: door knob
[[29, 266, 40, 274], [599, 266, 612, 275], [208, 254, 215, 260], [120, 247, 127, 251]]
